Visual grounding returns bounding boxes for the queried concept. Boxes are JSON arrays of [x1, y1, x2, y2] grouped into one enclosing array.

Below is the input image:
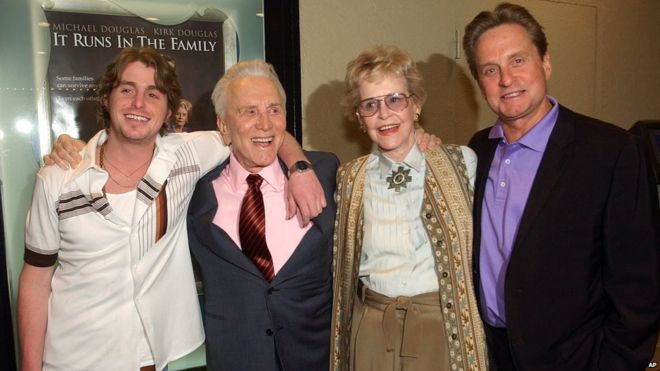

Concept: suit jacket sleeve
[[599, 134, 660, 370]]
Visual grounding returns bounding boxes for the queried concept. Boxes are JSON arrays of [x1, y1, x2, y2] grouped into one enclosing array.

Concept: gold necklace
[[101, 145, 152, 179], [107, 174, 139, 189], [99, 143, 150, 189]]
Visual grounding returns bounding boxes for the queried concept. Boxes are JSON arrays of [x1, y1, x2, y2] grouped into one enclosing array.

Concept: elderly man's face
[[218, 76, 286, 173]]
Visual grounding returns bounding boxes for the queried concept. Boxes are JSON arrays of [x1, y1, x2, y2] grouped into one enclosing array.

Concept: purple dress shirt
[[479, 96, 559, 327]]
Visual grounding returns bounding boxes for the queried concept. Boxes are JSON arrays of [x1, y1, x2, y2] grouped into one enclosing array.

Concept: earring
[[359, 122, 367, 133]]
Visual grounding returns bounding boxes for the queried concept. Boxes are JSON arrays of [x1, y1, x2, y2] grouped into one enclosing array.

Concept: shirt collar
[[377, 144, 424, 178], [79, 130, 106, 172], [488, 96, 559, 152], [226, 151, 285, 192], [82, 129, 169, 165]]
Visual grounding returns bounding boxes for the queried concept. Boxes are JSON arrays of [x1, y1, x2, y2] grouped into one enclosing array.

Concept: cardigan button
[[266, 329, 274, 336]]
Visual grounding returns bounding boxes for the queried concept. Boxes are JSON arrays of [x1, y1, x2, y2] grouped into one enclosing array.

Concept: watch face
[[291, 160, 312, 173]]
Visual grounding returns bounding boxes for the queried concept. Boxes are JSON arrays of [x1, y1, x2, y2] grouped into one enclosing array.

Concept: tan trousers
[[350, 282, 450, 371]]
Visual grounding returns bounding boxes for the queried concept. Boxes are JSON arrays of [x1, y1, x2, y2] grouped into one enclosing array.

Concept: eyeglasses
[[356, 92, 414, 117]]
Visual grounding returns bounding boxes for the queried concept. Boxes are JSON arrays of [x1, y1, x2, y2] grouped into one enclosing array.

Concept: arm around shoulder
[[42, 134, 86, 170], [184, 131, 230, 174], [306, 151, 340, 200], [280, 133, 329, 225]]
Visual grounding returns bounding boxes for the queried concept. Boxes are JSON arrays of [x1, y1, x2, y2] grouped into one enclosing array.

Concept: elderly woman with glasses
[[330, 45, 489, 371]]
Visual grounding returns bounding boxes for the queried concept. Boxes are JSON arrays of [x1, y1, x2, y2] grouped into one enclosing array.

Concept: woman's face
[[175, 106, 189, 126], [357, 75, 420, 162]]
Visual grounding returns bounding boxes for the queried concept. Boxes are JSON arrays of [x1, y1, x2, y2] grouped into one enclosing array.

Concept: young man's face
[[105, 61, 171, 145]]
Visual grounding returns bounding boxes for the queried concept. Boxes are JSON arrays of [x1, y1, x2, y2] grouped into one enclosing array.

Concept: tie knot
[[246, 174, 263, 188]]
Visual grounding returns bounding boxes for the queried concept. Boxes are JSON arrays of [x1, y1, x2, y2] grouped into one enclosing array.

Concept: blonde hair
[[177, 98, 193, 116], [343, 45, 426, 121]]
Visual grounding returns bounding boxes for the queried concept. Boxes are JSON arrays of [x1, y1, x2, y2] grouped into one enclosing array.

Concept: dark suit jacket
[[469, 105, 660, 370], [187, 151, 338, 371]]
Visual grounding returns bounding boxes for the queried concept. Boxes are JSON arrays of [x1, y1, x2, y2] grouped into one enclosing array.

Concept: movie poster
[[45, 10, 224, 140]]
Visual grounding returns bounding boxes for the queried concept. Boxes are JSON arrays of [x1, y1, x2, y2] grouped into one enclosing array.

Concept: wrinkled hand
[[286, 170, 326, 226], [415, 128, 441, 152], [42, 134, 85, 169]]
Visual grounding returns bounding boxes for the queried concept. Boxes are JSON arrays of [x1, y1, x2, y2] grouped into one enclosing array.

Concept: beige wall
[[299, 0, 660, 163]]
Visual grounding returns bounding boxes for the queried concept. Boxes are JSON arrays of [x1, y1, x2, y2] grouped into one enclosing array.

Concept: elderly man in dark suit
[[187, 60, 338, 371], [463, 3, 660, 370]]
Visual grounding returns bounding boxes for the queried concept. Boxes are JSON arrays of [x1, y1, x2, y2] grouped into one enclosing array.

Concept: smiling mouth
[[501, 90, 524, 99], [125, 113, 149, 122], [378, 124, 399, 133], [252, 137, 273, 144]]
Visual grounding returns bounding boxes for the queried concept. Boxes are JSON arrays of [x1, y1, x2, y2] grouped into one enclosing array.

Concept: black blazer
[[469, 105, 660, 370], [187, 151, 338, 371]]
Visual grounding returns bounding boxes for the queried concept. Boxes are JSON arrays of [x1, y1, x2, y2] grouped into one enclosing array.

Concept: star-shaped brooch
[[386, 166, 412, 192]]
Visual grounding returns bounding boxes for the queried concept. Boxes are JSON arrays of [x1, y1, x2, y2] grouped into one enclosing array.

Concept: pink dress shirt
[[211, 152, 312, 274]]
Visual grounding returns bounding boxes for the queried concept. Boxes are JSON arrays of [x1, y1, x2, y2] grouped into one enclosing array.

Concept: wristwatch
[[288, 160, 313, 175]]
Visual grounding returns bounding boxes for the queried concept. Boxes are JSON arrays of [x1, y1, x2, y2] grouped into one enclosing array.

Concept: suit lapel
[[513, 106, 575, 249], [189, 160, 265, 279], [191, 155, 334, 284], [471, 132, 500, 273], [274, 216, 327, 283], [271, 157, 333, 283], [473, 137, 499, 222]]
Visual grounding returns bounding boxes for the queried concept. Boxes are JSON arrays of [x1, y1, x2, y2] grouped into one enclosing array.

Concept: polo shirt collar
[[488, 96, 559, 152]]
